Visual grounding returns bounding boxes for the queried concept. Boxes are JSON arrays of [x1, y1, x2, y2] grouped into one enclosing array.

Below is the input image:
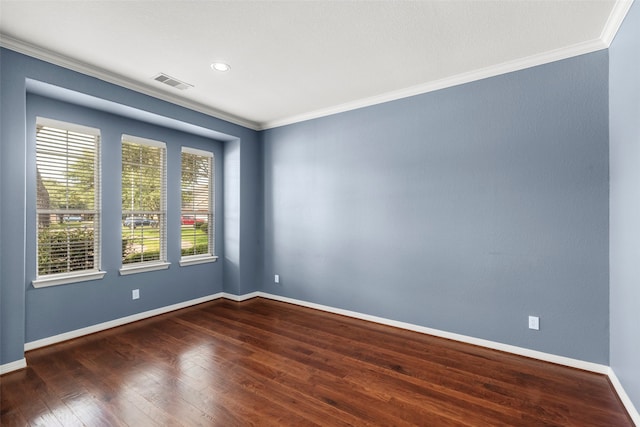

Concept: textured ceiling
[[0, 1, 631, 129]]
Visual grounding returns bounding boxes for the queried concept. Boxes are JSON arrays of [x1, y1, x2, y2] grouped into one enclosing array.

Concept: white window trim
[[119, 261, 171, 276], [181, 146, 215, 260], [33, 270, 107, 288], [37, 117, 100, 137], [121, 135, 167, 270], [35, 117, 102, 282], [182, 146, 213, 157], [179, 255, 218, 267], [121, 134, 166, 148]]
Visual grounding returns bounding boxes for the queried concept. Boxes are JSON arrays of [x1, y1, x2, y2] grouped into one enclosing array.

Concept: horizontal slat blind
[[121, 137, 166, 265], [36, 119, 100, 276], [181, 148, 214, 257]]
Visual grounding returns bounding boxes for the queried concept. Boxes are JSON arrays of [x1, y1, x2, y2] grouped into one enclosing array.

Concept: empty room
[[1, 1, 639, 425]]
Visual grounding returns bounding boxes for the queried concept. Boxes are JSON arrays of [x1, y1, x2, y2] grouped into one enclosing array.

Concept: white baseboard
[[255, 292, 609, 374], [26, 288, 608, 375], [608, 367, 640, 426], [0, 358, 27, 375], [24, 292, 225, 351], [16, 289, 638, 424], [256, 292, 640, 423], [221, 291, 261, 302]]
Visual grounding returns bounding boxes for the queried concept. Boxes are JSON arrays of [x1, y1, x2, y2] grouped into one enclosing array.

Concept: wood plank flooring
[[1, 298, 633, 426]]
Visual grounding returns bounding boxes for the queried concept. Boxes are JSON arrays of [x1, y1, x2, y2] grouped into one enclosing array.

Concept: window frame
[[33, 117, 106, 288], [119, 134, 170, 275], [179, 146, 217, 266]]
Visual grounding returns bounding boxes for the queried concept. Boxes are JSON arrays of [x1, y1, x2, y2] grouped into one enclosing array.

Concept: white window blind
[[121, 135, 167, 268], [35, 118, 101, 279], [181, 147, 214, 260]]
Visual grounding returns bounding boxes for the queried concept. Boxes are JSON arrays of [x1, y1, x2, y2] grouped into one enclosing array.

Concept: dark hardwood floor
[[1, 298, 633, 426]]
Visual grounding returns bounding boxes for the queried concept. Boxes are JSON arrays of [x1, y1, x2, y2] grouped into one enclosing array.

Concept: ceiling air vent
[[153, 73, 193, 90]]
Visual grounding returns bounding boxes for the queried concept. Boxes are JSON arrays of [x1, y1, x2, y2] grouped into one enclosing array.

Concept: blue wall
[[0, 49, 27, 366], [0, 29, 633, 398], [610, 0, 640, 410], [0, 48, 260, 364], [262, 51, 610, 364], [25, 94, 225, 341]]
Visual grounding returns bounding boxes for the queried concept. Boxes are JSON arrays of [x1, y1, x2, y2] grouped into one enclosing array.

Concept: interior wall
[[224, 138, 241, 295], [222, 134, 261, 296], [609, 0, 640, 409], [0, 48, 260, 365], [0, 37, 622, 374], [24, 94, 225, 342], [261, 51, 610, 364], [0, 48, 27, 366]]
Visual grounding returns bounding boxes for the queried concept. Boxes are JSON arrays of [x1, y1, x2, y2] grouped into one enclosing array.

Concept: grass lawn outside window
[[122, 225, 209, 263]]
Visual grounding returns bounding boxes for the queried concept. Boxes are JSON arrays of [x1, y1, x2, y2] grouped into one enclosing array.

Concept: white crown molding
[[1, 0, 634, 131], [261, 0, 634, 130], [601, 0, 635, 46], [0, 358, 27, 375], [261, 38, 608, 130], [0, 34, 260, 131]]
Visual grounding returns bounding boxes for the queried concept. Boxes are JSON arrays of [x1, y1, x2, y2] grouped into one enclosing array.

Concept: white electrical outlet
[[274, 274, 280, 284], [528, 315, 539, 330], [132, 289, 140, 300]]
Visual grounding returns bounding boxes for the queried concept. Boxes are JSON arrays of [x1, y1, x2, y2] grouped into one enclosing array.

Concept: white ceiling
[[0, 1, 632, 130]]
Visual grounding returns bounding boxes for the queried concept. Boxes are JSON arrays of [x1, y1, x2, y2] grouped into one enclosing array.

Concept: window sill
[[33, 270, 107, 288], [179, 255, 219, 267], [119, 262, 171, 276]]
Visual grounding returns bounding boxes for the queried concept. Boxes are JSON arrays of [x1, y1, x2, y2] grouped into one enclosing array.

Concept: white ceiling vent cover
[[153, 73, 193, 90]]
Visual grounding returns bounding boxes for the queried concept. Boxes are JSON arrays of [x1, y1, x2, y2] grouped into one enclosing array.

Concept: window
[[120, 135, 169, 274], [180, 147, 216, 266], [34, 118, 105, 287]]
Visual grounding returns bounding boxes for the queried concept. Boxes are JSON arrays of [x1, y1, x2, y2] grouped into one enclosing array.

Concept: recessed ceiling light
[[211, 62, 230, 72]]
